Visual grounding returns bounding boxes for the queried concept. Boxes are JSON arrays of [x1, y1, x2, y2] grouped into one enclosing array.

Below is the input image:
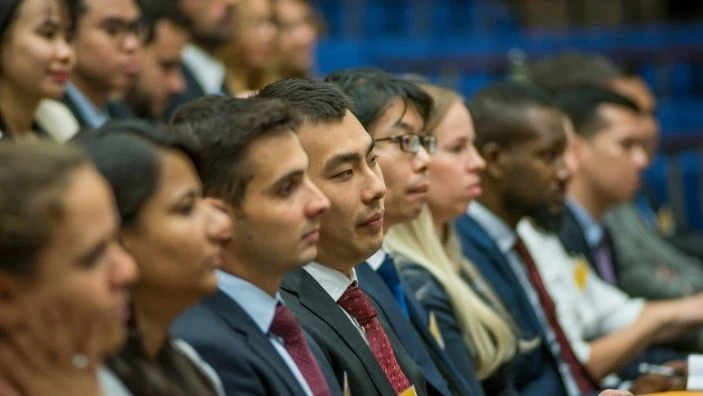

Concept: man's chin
[[530, 206, 565, 234]]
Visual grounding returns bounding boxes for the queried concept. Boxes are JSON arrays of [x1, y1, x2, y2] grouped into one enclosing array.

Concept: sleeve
[[173, 339, 227, 396]]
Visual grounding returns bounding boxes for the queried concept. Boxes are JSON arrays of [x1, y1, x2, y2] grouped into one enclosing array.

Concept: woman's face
[[427, 102, 486, 223], [9, 166, 138, 356], [0, 0, 74, 100], [237, 0, 277, 70], [121, 149, 231, 301]]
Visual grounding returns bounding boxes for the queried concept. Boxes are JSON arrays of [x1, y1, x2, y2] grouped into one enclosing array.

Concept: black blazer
[[356, 262, 484, 396], [162, 64, 231, 120], [558, 204, 620, 283], [171, 290, 341, 396], [280, 268, 428, 396]]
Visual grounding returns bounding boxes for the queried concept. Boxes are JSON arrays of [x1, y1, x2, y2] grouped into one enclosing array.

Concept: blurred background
[[310, 0, 703, 231]]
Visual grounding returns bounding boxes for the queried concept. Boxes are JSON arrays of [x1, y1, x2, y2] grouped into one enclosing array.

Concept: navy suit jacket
[[280, 268, 428, 396], [454, 214, 570, 396], [356, 262, 484, 396], [172, 290, 342, 396], [559, 205, 620, 283], [163, 64, 230, 120]]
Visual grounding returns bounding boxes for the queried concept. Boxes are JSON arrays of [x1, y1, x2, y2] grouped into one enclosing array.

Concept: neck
[[223, 258, 285, 297], [569, 178, 608, 221], [70, 74, 108, 109], [132, 288, 192, 358], [0, 80, 39, 138], [478, 187, 522, 228], [192, 40, 219, 58], [316, 250, 356, 278]]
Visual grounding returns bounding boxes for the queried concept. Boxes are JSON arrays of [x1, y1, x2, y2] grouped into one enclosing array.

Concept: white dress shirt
[[216, 271, 314, 396], [303, 262, 369, 343], [182, 44, 226, 95], [517, 219, 646, 363]]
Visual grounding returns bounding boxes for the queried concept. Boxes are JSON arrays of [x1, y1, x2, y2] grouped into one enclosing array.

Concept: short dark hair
[[77, 119, 199, 227], [170, 96, 301, 207], [555, 85, 641, 139], [527, 52, 624, 94], [139, 0, 190, 44], [1, 0, 76, 40], [0, 142, 89, 276], [324, 68, 433, 135], [258, 78, 352, 124], [469, 81, 555, 149]]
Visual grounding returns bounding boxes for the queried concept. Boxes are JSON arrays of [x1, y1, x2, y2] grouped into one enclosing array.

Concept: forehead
[[298, 111, 372, 168], [151, 20, 189, 52], [371, 99, 424, 138], [596, 104, 642, 138], [247, 131, 308, 186], [519, 106, 566, 147], [435, 101, 471, 138], [12, 0, 63, 26], [81, 0, 140, 19]]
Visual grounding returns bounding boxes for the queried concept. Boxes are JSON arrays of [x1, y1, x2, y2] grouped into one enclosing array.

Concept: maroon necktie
[[269, 304, 331, 396], [337, 284, 412, 394], [514, 238, 597, 393]]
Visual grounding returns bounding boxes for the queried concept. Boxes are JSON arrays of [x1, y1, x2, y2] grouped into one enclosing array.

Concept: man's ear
[[481, 142, 508, 180]]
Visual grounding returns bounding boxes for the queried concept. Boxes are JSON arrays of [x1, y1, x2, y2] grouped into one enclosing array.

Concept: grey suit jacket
[[280, 268, 428, 396], [605, 202, 703, 299]]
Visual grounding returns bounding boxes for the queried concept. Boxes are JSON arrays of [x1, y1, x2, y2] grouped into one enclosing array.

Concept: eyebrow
[[393, 120, 419, 134], [272, 169, 304, 188]]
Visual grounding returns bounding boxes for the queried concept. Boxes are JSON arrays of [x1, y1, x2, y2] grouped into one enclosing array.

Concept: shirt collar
[[182, 44, 225, 95], [303, 262, 358, 302], [365, 247, 388, 271], [216, 270, 278, 334], [566, 198, 603, 248], [64, 83, 108, 128], [467, 201, 517, 254]]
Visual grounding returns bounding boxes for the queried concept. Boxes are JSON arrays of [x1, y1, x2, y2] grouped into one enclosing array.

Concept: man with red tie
[[260, 79, 427, 396], [171, 95, 338, 396]]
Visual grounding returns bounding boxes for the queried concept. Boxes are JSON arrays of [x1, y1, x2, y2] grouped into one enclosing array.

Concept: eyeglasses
[[375, 134, 437, 154], [99, 19, 148, 44]]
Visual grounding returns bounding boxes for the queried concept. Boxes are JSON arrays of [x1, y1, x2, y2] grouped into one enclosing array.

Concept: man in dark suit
[[260, 79, 428, 396], [326, 68, 484, 396], [122, 0, 190, 120], [164, 0, 237, 118], [171, 96, 340, 396], [454, 82, 599, 396], [63, 0, 140, 128]]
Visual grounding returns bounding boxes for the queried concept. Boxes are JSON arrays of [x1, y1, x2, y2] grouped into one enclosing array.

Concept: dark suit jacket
[[163, 64, 206, 120], [559, 204, 619, 283], [454, 214, 570, 396], [397, 261, 517, 396], [172, 290, 341, 396], [60, 93, 134, 128], [356, 262, 483, 396], [280, 268, 428, 396]]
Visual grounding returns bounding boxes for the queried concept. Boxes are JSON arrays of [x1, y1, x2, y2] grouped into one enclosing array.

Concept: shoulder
[[34, 99, 80, 142], [98, 366, 133, 396], [172, 339, 226, 396]]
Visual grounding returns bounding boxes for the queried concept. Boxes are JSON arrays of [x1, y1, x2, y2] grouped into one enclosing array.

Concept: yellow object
[[428, 311, 445, 349], [398, 385, 418, 396], [574, 255, 590, 291]]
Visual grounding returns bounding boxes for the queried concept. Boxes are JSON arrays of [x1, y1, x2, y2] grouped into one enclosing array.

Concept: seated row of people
[[1, 71, 699, 396]]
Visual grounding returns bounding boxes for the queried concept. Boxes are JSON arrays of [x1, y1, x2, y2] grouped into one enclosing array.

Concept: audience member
[[327, 69, 484, 396], [455, 81, 599, 396], [385, 83, 531, 396], [0, 143, 138, 395], [276, 0, 321, 79], [260, 79, 427, 396], [165, 0, 237, 116], [220, 0, 279, 96], [80, 120, 231, 396], [171, 95, 340, 396], [123, 0, 190, 120], [0, 0, 75, 141]]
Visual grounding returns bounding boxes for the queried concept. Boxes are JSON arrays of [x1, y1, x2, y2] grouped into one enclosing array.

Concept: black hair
[[324, 68, 433, 135], [554, 85, 641, 139], [77, 119, 199, 227], [469, 81, 556, 149], [139, 0, 190, 45], [257, 78, 352, 124], [0, 142, 89, 276], [0, 0, 76, 40], [170, 95, 301, 207]]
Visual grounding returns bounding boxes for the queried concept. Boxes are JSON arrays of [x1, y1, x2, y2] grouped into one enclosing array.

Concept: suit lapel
[[560, 206, 598, 271], [282, 269, 396, 395], [201, 291, 307, 396]]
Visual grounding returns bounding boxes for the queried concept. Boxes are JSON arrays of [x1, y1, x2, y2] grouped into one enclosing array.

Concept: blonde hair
[[418, 83, 464, 134], [219, 0, 281, 95], [386, 206, 524, 379]]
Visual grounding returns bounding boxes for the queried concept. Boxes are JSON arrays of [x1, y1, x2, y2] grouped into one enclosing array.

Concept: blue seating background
[[312, 0, 703, 229]]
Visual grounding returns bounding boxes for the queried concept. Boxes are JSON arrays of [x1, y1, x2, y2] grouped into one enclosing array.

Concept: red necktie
[[514, 238, 597, 393], [337, 284, 412, 394], [270, 304, 331, 396]]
